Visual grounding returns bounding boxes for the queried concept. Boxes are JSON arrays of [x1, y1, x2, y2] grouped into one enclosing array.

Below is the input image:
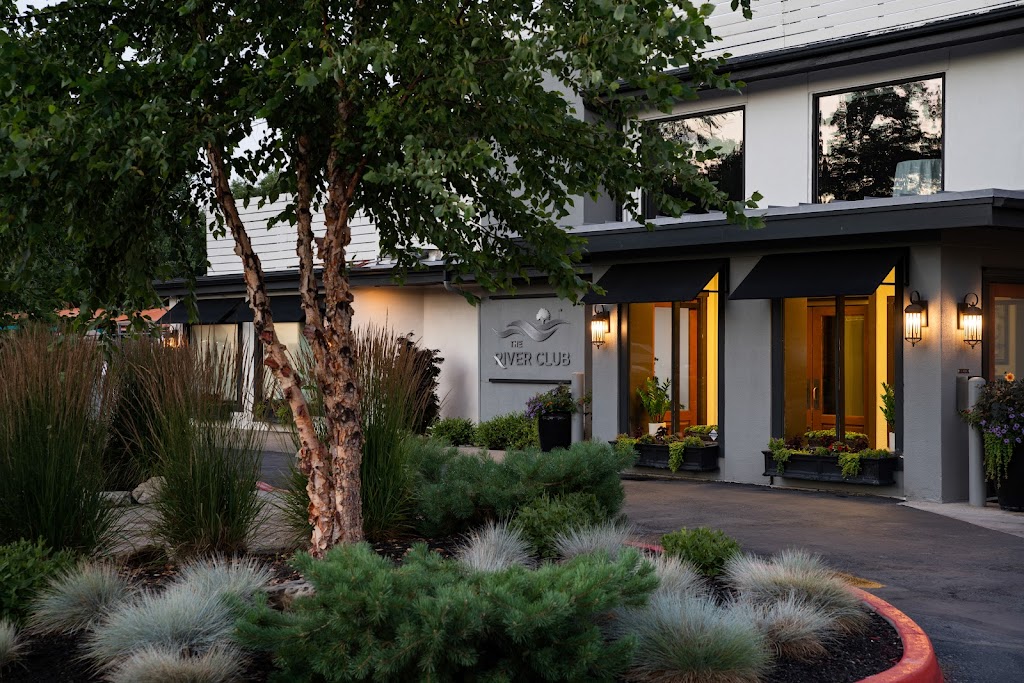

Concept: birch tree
[[1, 0, 757, 554]]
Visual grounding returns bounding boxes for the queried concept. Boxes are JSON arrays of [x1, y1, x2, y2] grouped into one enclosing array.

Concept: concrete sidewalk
[[622, 479, 1024, 683]]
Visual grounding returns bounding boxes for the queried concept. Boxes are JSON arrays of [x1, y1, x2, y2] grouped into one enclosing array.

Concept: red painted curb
[[623, 542, 942, 683], [852, 587, 944, 683]]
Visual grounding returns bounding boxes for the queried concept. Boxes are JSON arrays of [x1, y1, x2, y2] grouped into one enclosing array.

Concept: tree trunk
[[206, 144, 344, 556]]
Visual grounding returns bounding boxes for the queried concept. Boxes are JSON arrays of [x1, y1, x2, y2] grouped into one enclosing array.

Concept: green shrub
[[236, 543, 657, 682], [805, 429, 869, 451], [684, 424, 719, 437], [667, 436, 705, 472], [511, 492, 606, 559], [148, 347, 266, 558], [661, 527, 742, 579], [409, 439, 633, 537], [614, 434, 639, 459], [474, 411, 538, 450], [0, 326, 116, 553], [428, 417, 477, 446], [0, 539, 77, 625]]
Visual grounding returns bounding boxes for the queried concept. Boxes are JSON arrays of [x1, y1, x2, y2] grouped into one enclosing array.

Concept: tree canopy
[[0, 0, 758, 549]]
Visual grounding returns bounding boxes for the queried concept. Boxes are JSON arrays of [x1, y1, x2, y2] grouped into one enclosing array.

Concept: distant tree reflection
[[817, 78, 942, 203]]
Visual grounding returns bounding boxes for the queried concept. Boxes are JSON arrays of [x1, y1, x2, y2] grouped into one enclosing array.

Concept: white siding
[[707, 0, 1023, 57], [206, 199, 380, 276]]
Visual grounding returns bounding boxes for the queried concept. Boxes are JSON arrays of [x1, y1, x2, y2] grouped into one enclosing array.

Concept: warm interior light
[[958, 293, 983, 349], [591, 307, 611, 347], [903, 290, 927, 346]]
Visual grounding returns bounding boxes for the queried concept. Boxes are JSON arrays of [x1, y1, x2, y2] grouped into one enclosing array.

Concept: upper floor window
[[644, 108, 744, 217], [816, 76, 943, 203]]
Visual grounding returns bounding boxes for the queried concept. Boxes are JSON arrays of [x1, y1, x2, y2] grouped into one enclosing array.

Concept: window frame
[[642, 105, 746, 219], [812, 73, 946, 205]]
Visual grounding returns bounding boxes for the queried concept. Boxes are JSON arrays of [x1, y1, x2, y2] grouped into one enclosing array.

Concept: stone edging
[[622, 542, 943, 683]]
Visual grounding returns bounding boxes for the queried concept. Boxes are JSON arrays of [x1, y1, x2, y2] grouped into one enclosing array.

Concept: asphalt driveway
[[623, 479, 1024, 683]]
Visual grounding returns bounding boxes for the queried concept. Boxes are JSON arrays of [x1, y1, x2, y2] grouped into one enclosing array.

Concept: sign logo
[[492, 307, 568, 342]]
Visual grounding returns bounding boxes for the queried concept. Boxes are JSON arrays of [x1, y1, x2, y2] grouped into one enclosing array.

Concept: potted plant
[[526, 385, 577, 452], [614, 426, 720, 472], [963, 372, 1024, 511], [880, 382, 896, 451], [636, 376, 671, 435]]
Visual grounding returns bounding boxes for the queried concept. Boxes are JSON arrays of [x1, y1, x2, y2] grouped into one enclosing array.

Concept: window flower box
[[761, 450, 900, 486], [636, 443, 720, 472]]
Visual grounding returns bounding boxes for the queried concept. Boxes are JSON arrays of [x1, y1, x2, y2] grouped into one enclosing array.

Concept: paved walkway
[[623, 479, 1024, 683]]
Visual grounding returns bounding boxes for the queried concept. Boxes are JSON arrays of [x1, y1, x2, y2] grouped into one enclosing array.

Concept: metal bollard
[[967, 376, 987, 507]]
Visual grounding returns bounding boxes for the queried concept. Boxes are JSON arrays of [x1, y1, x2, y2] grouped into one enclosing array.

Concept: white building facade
[[158, 1, 1024, 503]]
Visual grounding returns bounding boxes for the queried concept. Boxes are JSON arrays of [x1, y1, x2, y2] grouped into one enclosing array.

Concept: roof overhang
[[578, 190, 1024, 257], [619, 5, 1024, 95]]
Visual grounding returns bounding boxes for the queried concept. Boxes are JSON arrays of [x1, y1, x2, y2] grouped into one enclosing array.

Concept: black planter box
[[538, 412, 572, 452], [762, 451, 900, 486], [996, 445, 1024, 511], [635, 443, 720, 472]]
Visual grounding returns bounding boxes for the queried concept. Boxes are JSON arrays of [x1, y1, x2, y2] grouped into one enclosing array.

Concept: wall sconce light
[[903, 290, 927, 346], [591, 306, 611, 347], [958, 293, 983, 349]]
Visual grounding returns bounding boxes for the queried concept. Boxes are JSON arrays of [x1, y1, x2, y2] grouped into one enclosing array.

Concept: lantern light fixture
[[958, 293, 983, 349], [903, 290, 927, 346], [591, 306, 611, 347]]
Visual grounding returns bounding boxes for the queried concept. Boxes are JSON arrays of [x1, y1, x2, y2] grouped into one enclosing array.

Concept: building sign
[[479, 295, 584, 418]]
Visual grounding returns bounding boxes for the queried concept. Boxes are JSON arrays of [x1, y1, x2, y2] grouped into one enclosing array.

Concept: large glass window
[[989, 284, 1024, 380], [627, 274, 719, 435], [189, 324, 242, 403], [644, 109, 744, 217], [816, 77, 943, 203], [780, 271, 896, 448]]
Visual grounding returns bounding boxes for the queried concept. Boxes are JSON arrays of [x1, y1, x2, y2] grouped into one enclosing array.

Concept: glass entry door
[[988, 283, 1024, 380], [806, 305, 867, 433]]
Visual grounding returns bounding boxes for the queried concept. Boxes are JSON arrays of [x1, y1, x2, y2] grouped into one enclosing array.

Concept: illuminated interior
[[189, 324, 241, 402], [781, 269, 896, 448], [627, 273, 719, 435]]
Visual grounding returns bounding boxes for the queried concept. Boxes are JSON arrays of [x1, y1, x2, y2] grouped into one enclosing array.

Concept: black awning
[[162, 298, 243, 324], [729, 248, 902, 300], [583, 259, 723, 304], [225, 295, 306, 323]]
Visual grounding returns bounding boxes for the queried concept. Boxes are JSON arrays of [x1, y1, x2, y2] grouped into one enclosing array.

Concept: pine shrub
[[0, 539, 77, 625], [660, 527, 742, 579], [237, 543, 658, 682], [511, 493, 607, 559], [428, 417, 477, 446], [409, 439, 633, 537]]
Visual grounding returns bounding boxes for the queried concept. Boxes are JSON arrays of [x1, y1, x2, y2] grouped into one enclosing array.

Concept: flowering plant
[[963, 373, 1024, 484], [525, 385, 578, 419]]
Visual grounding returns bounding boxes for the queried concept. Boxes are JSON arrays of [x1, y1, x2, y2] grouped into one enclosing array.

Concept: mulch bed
[[1, 541, 904, 683]]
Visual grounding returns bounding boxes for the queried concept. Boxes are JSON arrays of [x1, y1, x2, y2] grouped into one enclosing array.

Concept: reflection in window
[[645, 109, 744, 217], [816, 77, 942, 203], [189, 324, 241, 403], [780, 271, 896, 449], [627, 275, 720, 435]]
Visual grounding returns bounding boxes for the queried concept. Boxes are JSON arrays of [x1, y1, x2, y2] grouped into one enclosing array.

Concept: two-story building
[[157, 0, 1024, 503]]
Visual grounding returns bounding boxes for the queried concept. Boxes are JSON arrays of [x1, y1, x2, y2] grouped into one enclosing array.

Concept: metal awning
[[729, 248, 902, 300], [162, 298, 243, 324], [225, 295, 305, 323], [583, 259, 723, 304]]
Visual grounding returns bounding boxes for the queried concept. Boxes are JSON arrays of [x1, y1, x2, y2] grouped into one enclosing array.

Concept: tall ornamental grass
[[147, 346, 266, 558], [278, 325, 436, 541], [0, 326, 115, 553]]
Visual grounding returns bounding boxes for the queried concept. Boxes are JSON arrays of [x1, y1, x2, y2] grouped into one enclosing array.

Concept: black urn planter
[[762, 451, 900, 486], [996, 447, 1024, 511], [537, 412, 572, 452], [635, 443, 720, 472]]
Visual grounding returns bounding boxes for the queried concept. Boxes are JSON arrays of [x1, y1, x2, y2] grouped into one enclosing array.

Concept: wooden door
[[806, 305, 867, 434]]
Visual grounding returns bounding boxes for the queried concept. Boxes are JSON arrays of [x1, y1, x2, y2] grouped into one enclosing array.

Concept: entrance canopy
[[729, 248, 902, 300], [162, 297, 243, 324], [226, 296, 306, 323], [583, 259, 723, 304]]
